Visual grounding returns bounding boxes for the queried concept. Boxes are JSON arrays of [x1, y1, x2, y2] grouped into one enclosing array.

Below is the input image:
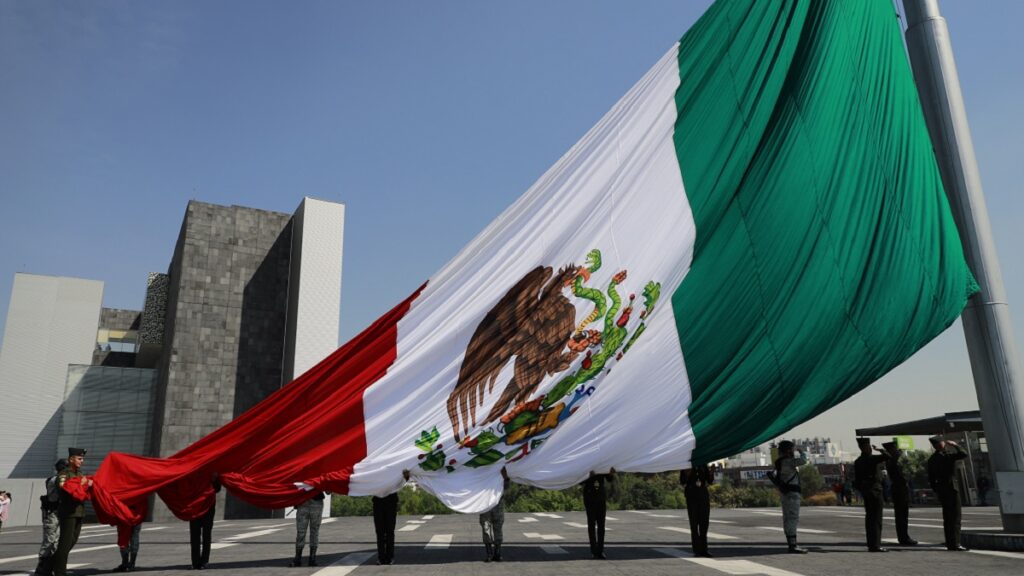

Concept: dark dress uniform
[[52, 466, 87, 576], [372, 493, 399, 565], [190, 479, 221, 569], [884, 450, 916, 545], [582, 473, 613, 559], [928, 443, 968, 550], [681, 465, 713, 557], [854, 450, 889, 551]]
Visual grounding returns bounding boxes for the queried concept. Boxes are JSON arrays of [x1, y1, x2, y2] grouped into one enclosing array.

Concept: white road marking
[[406, 520, 426, 524], [748, 510, 783, 517], [422, 515, 435, 520], [77, 530, 118, 539], [882, 538, 941, 548], [655, 547, 805, 575], [709, 520, 736, 524], [210, 542, 238, 550], [143, 526, 168, 531], [757, 526, 834, 535], [606, 516, 619, 521], [248, 522, 292, 529], [426, 534, 453, 549], [518, 517, 539, 523], [659, 526, 738, 540], [322, 517, 338, 524], [397, 523, 420, 531], [67, 564, 90, 569], [310, 551, 375, 576], [565, 522, 587, 528], [1, 529, 30, 534], [523, 532, 565, 540], [647, 513, 682, 518], [907, 523, 1005, 530], [0, 544, 118, 565], [970, 549, 1024, 560], [541, 545, 569, 554], [533, 513, 564, 519], [222, 528, 284, 541], [80, 524, 110, 531]]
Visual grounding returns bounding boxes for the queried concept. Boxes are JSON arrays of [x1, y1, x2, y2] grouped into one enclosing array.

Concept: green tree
[[798, 463, 826, 499]]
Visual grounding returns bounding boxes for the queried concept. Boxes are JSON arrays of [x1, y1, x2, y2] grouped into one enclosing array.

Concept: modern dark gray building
[[0, 197, 344, 525]]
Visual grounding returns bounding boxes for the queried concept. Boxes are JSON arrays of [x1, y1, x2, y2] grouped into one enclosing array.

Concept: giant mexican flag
[[93, 0, 977, 522]]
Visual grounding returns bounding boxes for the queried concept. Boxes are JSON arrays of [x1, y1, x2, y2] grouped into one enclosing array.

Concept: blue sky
[[1, 1, 1022, 450]]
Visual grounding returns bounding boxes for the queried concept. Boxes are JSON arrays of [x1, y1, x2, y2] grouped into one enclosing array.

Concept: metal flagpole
[[902, 0, 1024, 532]]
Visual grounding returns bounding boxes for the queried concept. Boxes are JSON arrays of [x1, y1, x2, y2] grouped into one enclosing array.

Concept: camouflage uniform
[[38, 475, 61, 558], [479, 497, 505, 561], [290, 493, 324, 566]]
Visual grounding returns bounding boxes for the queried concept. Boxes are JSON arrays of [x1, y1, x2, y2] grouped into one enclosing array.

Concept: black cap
[[881, 441, 897, 451], [68, 447, 87, 457], [778, 440, 794, 451], [55, 459, 68, 472], [929, 435, 944, 447], [857, 437, 871, 447]]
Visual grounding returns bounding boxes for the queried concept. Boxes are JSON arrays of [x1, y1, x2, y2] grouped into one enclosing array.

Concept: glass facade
[[58, 365, 157, 475]]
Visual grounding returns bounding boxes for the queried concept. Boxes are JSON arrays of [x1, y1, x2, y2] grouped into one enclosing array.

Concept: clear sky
[[1, 1, 1022, 453]]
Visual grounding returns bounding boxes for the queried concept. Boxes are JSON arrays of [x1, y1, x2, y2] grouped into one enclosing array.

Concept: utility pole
[[903, 0, 1024, 532]]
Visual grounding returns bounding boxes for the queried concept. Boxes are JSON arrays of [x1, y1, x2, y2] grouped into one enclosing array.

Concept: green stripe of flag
[[670, 0, 978, 463]]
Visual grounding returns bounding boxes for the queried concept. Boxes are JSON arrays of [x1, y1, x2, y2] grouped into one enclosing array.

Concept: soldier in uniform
[[681, 464, 713, 557], [853, 438, 889, 552], [189, 475, 221, 569], [33, 459, 67, 576], [289, 491, 326, 567], [372, 491, 399, 565], [882, 441, 917, 546], [928, 436, 969, 551], [52, 448, 92, 576], [479, 468, 511, 563], [582, 468, 615, 559], [773, 441, 808, 554]]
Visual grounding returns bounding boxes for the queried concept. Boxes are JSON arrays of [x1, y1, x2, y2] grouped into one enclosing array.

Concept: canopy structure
[[855, 411, 985, 437]]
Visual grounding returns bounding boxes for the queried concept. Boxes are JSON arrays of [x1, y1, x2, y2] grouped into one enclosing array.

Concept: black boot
[[114, 548, 130, 572], [128, 550, 137, 572], [308, 546, 318, 567], [492, 544, 502, 562], [34, 556, 53, 576], [484, 543, 493, 563], [288, 546, 303, 567]]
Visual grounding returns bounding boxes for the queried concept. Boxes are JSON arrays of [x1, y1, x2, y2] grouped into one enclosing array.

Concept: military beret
[[55, 459, 68, 471], [68, 447, 87, 457], [881, 441, 897, 450], [777, 440, 794, 451], [929, 435, 944, 446], [856, 437, 871, 447]]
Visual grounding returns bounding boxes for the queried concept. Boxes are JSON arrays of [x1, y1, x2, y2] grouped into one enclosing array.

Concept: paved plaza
[[1, 506, 1022, 576]]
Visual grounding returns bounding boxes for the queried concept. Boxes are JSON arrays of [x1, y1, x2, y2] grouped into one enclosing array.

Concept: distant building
[[0, 197, 344, 522]]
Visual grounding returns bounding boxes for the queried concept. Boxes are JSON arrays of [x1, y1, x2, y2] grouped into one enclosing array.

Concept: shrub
[[803, 491, 839, 506]]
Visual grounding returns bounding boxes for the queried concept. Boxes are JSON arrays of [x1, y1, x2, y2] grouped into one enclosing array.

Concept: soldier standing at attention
[[773, 441, 808, 554], [289, 491, 326, 567], [681, 464, 713, 557], [582, 468, 615, 559], [928, 436, 969, 551], [33, 459, 67, 576], [882, 441, 917, 546], [373, 472, 405, 566], [52, 448, 92, 576], [189, 475, 221, 570], [854, 438, 889, 552], [479, 468, 510, 563]]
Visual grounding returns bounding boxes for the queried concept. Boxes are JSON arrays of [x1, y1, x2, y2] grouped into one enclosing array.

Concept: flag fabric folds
[[92, 0, 977, 525]]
